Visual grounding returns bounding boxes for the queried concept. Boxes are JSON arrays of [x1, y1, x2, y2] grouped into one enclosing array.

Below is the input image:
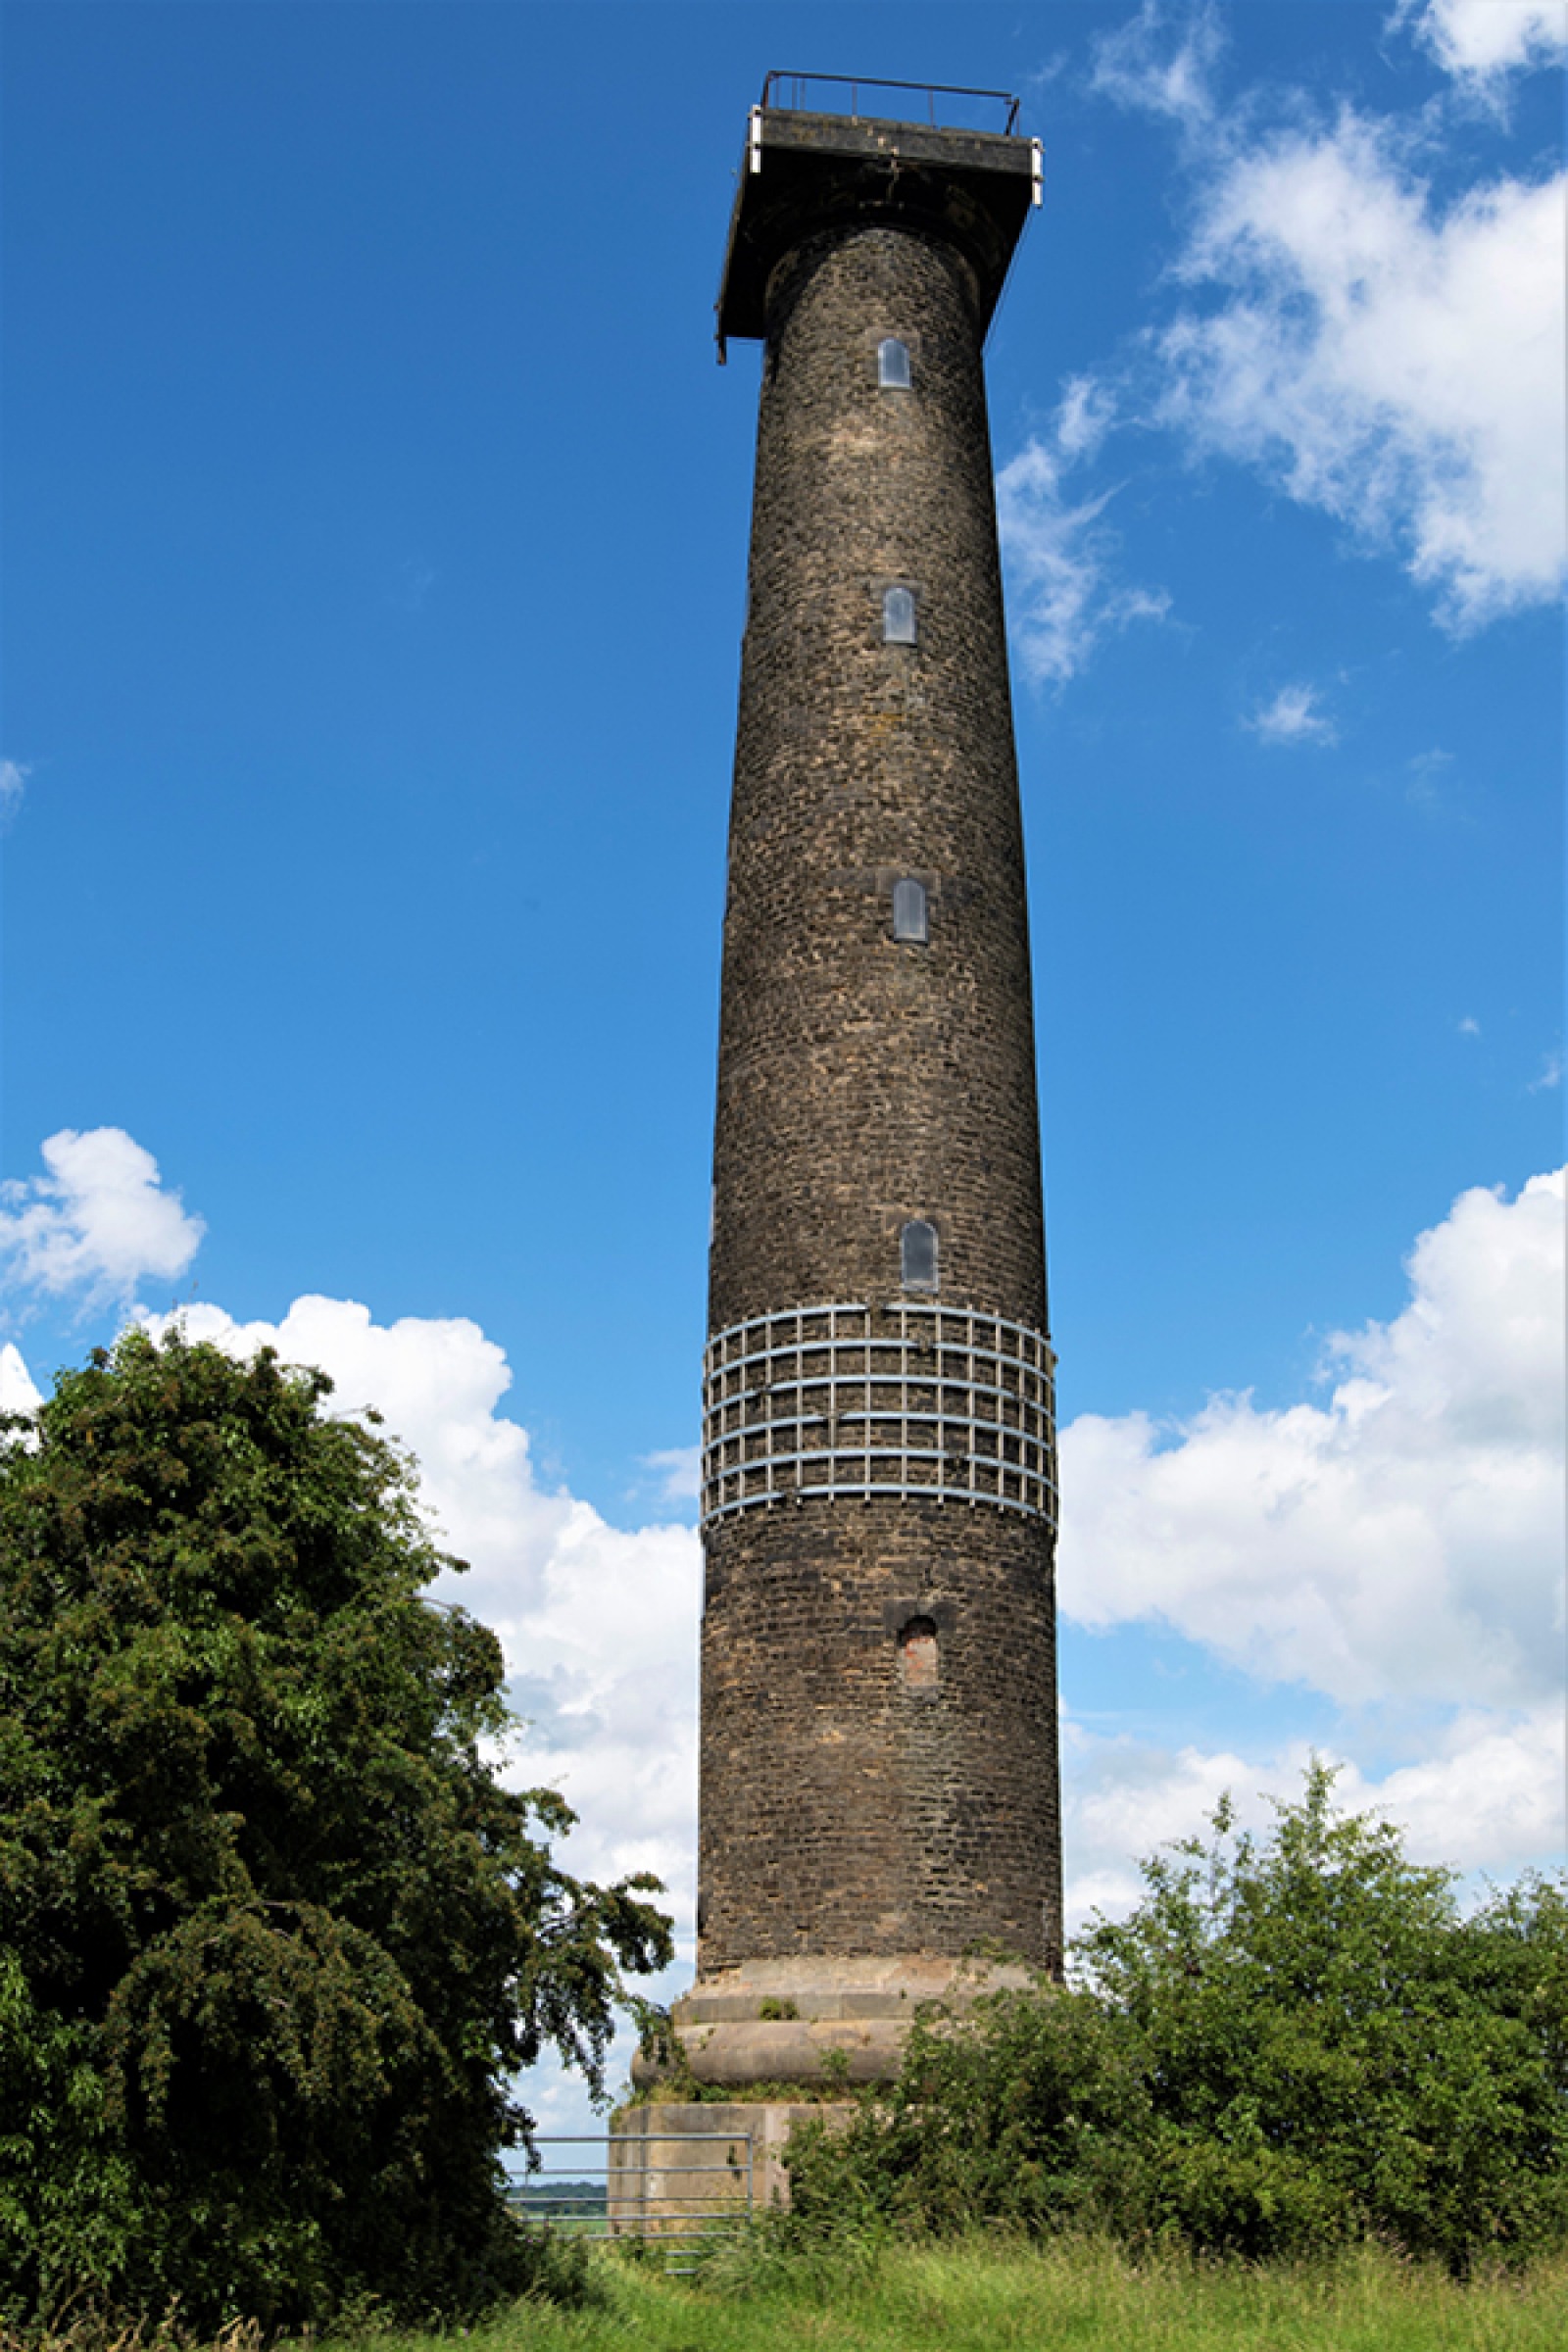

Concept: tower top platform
[[716, 74, 1040, 356]]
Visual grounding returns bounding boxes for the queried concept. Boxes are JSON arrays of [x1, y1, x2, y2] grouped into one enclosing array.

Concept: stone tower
[[662, 78, 1060, 2106]]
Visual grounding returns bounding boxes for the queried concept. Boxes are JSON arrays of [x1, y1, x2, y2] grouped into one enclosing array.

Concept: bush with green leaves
[[0, 1329, 672, 2330], [787, 1767, 1568, 2272]]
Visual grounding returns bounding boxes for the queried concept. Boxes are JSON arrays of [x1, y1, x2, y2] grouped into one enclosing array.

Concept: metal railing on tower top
[[760, 70, 1022, 136]]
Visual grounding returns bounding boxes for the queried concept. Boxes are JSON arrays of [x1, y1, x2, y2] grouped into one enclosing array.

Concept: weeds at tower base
[[773, 1767, 1568, 2278]]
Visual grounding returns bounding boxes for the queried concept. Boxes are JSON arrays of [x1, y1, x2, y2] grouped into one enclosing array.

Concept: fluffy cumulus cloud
[[1056, 1169, 1566, 1892], [997, 378, 1170, 687], [136, 1293, 704, 1926], [129, 1291, 701, 2133], [1155, 114, 1566, 629], [1246, 683, 1338, 746], [1061, 1699, 1567, 1934], [0, 1128, 205, 1309], [0, 1344, 42, 1417], [1402, 0, 1568, 85], [1058, 1170, 1565, 1707]]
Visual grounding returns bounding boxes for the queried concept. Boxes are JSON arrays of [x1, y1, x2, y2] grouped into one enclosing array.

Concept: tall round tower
[[675, 78, 1059, 2099]]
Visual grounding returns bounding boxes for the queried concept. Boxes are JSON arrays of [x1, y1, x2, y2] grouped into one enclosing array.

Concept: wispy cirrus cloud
[[642, 1444, 701, 1502], [1155, 115, 1565, 630], [0, 760, 29, 828], [1078, 11, 1567, 633], [1245, 683, 1338, 746], [1089, 0, 1225, 128], [997, 379, 1171, 688]]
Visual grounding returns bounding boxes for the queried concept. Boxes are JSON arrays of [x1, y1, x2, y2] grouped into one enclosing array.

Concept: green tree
[[0, 1328, 672, 2329], [787, 1767, 1568, 2271]]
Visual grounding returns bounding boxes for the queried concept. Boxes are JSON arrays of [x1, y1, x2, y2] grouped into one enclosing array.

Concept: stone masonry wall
[[701, 220, 1062, 1976]]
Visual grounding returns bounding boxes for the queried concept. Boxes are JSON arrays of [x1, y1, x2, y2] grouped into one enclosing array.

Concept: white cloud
[[1458, 1014, 1482, 1036], [1529, 1049, 1563, 1092], [1062, 1701, 1565, 1935], [997, 383, 1171, 686], [1058, 1169, 1566, 1711], [1402, 0, 1568, 84], [642, 1444, 702, 1502], [1332, 1705, 1566, 1869], [1090, 0, 1225, 126], [0, 1342, 42, 1418], [136, 1293, 703, 1923], [0, 1129, 205, 1309], [0, 760, 27, 826], [1246, 683, 1339, 745], [1156, 114, 1566, 629], [127, 1290, 701, 2134], [1054, 372, 1118, 461]]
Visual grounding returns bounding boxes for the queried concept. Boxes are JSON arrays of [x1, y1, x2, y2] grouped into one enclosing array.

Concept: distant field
[[359, 2237, 1568, 2352]]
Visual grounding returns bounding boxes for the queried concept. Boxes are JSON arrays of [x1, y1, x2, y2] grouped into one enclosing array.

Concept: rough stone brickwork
[[701, 203, 1062, 1980], [710, 225, 1044, 1332]]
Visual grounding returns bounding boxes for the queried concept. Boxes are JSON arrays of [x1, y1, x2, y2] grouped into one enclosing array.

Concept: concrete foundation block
[[609, 2097, 857, 2226]]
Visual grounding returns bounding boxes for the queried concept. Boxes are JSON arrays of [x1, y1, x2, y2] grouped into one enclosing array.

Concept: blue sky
[[3, 0, 1563, 2131]]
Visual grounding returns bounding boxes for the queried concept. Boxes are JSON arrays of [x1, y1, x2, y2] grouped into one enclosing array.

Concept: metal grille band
[[702, 1302, 1057, 1529]]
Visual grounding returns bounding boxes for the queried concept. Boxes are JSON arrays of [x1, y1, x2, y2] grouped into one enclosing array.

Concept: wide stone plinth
[[632, 1954, 1034, 2093], [608, 2098, 856, 2229]]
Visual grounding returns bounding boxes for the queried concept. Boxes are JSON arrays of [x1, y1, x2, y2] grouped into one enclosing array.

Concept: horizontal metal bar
[[705, 1470, 1054, 1498], [708, 1428, 1054, 1456], [709, 1403, 1050, 1440], [530, 2132, 751, 2143], [761, 68, 1020, 109], [705, 1299, 1054, 1353], [703, 1483, 1050, 1521]]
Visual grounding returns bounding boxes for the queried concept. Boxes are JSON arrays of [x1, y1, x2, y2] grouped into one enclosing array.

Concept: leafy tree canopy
[[0, 1329, 672, 2330], [787, 1765, 1568, 2272]]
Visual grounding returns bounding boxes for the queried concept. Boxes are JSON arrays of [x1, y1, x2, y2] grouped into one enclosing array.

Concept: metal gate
[[507, 2131, 754, 2273]]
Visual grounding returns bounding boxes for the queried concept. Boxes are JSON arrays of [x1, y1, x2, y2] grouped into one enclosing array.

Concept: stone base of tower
[[614, 1956, 1034, 2222], [632, 1953, 1035, 2093], [608, 2098, 856, 2228]]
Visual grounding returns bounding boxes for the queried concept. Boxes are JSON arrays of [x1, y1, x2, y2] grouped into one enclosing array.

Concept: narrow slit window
[[877, 337, 912, 389], [892, 878, 928, 943], [899, 1616, 939, 1691], [901, 1218, 939, 1292], [883, 586, 916, 645]]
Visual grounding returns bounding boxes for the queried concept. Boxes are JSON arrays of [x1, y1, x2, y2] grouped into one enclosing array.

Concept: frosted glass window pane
[[901, 1219, 939, 1292], [892, 878, 928, 943], [878, 337, 912, 389], [883, 586, 916, 644]]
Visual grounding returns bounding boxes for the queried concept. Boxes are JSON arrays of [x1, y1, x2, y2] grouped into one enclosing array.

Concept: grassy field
[[367, 2237, 1568, 2352]]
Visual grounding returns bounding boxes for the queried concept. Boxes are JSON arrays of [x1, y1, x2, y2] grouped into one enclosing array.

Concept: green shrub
[[787, 1768, 1568, 2272]]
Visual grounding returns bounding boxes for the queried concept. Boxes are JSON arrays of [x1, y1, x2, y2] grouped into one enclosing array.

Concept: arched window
[[892, 877, 928, 943], [899, 1616, 939, 1690], [883, 585, 916, 645], [877, 337, 911, 389], [901, 1218, 939, 1292]]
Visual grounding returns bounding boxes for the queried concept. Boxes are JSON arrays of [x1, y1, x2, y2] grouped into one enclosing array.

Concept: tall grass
[[293, 2236, 1568, 2352]]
